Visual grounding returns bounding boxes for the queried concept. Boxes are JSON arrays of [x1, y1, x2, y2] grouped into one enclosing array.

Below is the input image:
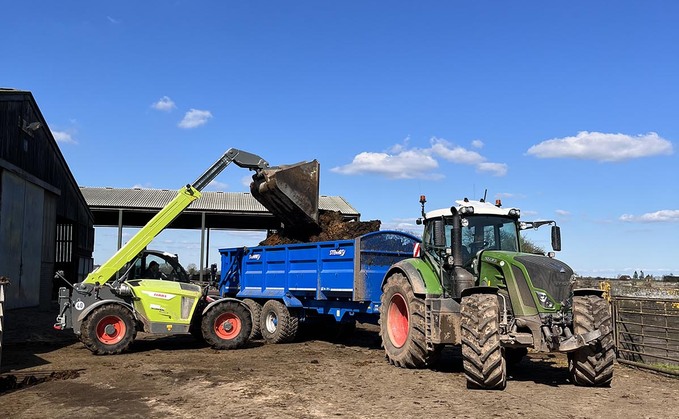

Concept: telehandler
[[54, 148, 320, 355]]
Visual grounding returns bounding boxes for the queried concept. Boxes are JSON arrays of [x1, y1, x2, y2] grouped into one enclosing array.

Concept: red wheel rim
[[96, 315, 126, 345], [214, 313, 241, 340], [387, 293, 409, 348]]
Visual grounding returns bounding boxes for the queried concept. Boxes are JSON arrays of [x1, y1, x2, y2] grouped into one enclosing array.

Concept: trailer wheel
[[260, 300, 299, 344], [80, 304, 136, 355], [461, 293, 506, 390], [243, 298, 263, 340], [379, 273, 439, 368], [568, 295, 614, 387], [201, 300, 252, 350]]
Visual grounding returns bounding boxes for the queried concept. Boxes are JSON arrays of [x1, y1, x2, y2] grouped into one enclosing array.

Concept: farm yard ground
[[1, 306, 678, 419]]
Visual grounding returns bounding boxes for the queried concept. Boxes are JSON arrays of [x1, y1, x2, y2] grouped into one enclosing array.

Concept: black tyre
[[461, 293, 506, 390], [190, 299, 208, 344], [243, 298, 263, 340], [568, 295, 614, 387], [201, 300, 252, 350], [80, 304, 136, 355], [379, 273, 439, 368], [260, 300, 299, 344]]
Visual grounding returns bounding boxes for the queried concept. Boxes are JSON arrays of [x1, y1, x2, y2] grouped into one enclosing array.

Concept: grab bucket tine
[[250, 160, 320, 232]]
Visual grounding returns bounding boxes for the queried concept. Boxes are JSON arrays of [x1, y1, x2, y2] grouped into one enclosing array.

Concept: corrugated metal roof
[[80, 187, 360, 216]]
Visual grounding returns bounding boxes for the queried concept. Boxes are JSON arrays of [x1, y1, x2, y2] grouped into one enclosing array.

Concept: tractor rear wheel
[[260, 299, 299, 344], [461, 293, 506, 390], [80, 304, 136, 355], [568, 295, 614, 386], [201, 300, 252, 350], [379, 273, 439, 368], [243, 298, 263, 340]]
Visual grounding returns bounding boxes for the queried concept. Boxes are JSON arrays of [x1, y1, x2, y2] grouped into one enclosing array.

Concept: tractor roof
[[425, 199, 519, 219]]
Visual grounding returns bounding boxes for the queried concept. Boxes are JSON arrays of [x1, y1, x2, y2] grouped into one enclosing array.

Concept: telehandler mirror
[[551, 225, 561, 252]]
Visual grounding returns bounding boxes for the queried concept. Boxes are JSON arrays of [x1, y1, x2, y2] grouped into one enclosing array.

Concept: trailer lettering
[[329, 249, 346, 256]]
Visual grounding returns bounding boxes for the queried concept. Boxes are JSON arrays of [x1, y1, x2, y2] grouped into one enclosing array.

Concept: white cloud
[[178, 109, 213, 128], [331, 149, 441, 179], [52, 130, 77, 144], [477, 162, 508, 176], [332, 137, 508, 179], [555, 209, 571, 216], [207, 180, 229, 191], [152, 96, 176, 112], [107, 16, 121, 24], [471, 139, 484, 149], [620, 209, 679, 223], [527, 131, 673, 162]]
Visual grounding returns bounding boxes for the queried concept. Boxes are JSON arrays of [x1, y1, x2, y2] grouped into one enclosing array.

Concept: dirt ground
[[1, 306, 678, 419]]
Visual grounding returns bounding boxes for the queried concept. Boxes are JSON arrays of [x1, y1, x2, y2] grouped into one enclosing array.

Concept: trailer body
[[219, 231, 420, 324]]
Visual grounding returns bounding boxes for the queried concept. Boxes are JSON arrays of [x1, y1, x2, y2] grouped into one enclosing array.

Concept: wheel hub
[[104, 324, 117, 336]]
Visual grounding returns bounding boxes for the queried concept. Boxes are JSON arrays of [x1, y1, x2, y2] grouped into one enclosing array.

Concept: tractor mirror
[[551, 225, 561, 252], [433, 219, 446, 247]]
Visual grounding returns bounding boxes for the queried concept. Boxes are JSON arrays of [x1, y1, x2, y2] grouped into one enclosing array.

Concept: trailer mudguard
[[383, 258, 443, 296]]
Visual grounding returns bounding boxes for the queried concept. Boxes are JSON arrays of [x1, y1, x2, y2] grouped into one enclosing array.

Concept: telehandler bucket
[[250, 160, 321, 232]]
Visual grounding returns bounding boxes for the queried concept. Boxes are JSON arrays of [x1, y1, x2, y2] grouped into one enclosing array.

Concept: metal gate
[[612, 295, 679, 375]]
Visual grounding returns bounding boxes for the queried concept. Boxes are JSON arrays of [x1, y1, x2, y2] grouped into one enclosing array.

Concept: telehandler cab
[[54, 148, 320, 355]]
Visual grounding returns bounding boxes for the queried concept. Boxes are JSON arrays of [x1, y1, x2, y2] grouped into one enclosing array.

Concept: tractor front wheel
[[568, 295, 614, 386], [201, 301, 252, 350], [461, 293, 506, 390], [80, 304, 136, 355], [260, 300, 299, 344], [379, 273, 439, 368]]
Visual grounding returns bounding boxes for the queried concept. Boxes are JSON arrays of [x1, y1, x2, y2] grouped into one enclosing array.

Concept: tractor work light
[[508, 208, 520, 218], [459, 206, 475, 215]]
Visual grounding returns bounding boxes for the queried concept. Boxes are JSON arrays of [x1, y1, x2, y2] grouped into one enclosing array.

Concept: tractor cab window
[[460, 216, 519, 262]]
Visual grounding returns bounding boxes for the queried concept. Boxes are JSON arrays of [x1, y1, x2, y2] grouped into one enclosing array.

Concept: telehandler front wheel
[[568, 295, 614, 387], [379, 273, 439, 368], [461, 293, 506, 390], [201, 301, 252, 350], [80, 304, 136, 355]]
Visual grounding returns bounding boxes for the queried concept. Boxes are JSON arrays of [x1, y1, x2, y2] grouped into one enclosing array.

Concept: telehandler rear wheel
[[260, 299, 299, 344], [461, 293, 506, 390], [80, 304, 136, 355], [201, 301, 252, 350], [379, 273, 440, 368], [568, 295, 614, 387], [243, 298, 263, 340]]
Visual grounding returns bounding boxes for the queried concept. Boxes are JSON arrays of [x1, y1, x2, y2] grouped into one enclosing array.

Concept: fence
[[611, 295, 679, 375]]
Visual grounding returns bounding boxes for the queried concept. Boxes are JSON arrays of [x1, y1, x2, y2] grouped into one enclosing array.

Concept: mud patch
[[0, 370, 81, 394]]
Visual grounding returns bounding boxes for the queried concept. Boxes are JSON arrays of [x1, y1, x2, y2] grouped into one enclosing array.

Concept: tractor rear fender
[[382, 259, 443, 296], [202, 297, 251, 316], [572, 288, 605, 298], [77, 299, 136, 324], [460, 285, 499, 299]]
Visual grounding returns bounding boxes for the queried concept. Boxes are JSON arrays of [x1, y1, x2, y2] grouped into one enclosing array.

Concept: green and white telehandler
[[54, 148, 320, 355], [380, 196, 614, 389]]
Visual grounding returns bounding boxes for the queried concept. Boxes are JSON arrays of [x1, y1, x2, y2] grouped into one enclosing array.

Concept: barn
[[0, 88, 94, 310]]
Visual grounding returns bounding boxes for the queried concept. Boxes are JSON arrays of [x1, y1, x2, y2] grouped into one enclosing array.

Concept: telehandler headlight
[[535, 291, 555, 309], [459, 206, 474, 215]]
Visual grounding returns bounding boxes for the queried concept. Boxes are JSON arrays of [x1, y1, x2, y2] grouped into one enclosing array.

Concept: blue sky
[[3, 2, 678, 278]]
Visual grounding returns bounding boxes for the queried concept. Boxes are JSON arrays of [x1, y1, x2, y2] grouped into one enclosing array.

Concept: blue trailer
[[218, 230, 420, 343]]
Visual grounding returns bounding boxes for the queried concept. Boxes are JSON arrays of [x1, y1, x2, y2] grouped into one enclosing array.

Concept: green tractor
[[379, 196, 614, 389]]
